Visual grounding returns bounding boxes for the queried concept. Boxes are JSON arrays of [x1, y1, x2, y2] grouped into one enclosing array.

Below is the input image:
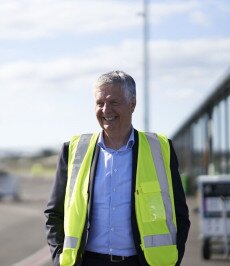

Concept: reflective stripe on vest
[[63, 134, 92, 250], [64, 236, 78, 249], [68, 134, 93, 206], [145, 132, 177, 247]]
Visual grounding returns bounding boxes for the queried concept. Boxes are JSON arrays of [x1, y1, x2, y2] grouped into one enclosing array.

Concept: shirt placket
[[108, 150, 119, 254]]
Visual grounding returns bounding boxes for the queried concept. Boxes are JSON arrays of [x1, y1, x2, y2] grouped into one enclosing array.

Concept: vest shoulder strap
[[67, 133, 96, 206]]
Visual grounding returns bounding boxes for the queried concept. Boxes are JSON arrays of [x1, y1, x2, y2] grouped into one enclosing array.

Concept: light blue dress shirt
[[85, 128, 137, 256]]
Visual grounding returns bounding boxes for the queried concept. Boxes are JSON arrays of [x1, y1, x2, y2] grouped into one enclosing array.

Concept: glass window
[[212, 105, 220, 153], [227, 95, 230, 153], [219, 100, 226, 152], [227, 95, 230, 173], [212, 103, 221, 173]]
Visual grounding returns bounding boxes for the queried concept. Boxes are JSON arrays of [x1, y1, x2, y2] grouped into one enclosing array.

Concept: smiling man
[[44, 70, 190, 266]]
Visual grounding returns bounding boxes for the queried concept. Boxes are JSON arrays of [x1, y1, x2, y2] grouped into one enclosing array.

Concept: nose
[[102, 102, 111, 113]]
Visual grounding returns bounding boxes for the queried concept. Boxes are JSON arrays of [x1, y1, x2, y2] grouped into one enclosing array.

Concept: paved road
[[0, 176, 53, 266], [0, 176, 229, 266]]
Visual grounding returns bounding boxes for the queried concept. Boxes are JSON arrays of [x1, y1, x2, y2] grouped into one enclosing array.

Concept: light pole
[[143, 0, 150, 131]]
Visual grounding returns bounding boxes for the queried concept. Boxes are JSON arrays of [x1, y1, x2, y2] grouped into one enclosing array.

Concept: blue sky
[[0, 0, 230, 151]]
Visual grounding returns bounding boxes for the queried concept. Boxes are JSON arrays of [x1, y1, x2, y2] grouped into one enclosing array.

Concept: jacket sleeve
[[44, 142, 69, 266], [169, 140, 190, 266]]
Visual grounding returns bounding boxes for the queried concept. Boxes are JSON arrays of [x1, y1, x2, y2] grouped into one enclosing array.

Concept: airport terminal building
[[171, 73, 230, 193]]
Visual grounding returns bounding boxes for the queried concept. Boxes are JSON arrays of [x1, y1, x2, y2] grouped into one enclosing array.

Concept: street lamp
[[143, 0, 150, 131]]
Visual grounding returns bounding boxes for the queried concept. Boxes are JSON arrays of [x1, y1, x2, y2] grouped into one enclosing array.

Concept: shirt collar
[[97, 127, 135, 151]]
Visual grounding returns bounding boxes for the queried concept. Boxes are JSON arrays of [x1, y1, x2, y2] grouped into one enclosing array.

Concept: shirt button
[[113, 188, 116, 192], [111, 227, 114, 231], [114, 169, 117, 172], [112, 207, 115, 211], [110, 248, 113, 252]]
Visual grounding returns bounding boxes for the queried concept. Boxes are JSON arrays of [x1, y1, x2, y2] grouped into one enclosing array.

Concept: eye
[[96, 102, 104, 107], [111, 101, 120, 106]]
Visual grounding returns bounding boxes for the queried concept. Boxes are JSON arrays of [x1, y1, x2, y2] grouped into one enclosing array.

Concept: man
[[44, 70, 190, 266]]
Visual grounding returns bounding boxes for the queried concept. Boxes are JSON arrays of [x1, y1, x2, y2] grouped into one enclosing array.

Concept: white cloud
[[1, 37, 230, 142], [164, 88, 197, 100], [0, 0, 141, 39], [0, 0, 210, 40], [151, 38, 230, 72], [189, 10, 210, 26], [150, 1, 199, 24], [1, 37, 230, 97]]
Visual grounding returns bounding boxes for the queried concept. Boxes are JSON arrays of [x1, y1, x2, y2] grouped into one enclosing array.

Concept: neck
[[103, 127, 132, 150]]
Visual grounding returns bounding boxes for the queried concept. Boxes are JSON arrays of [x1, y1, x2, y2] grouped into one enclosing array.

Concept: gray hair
[[94, 70, 136, 102]]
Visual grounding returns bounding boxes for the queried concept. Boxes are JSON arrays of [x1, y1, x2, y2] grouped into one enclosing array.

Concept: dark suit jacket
[[44, 130, 190, 266]]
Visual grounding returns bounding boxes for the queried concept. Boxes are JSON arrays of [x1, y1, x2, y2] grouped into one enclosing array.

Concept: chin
[[103, 126, 113, 131], [103, 125, 115, 133]]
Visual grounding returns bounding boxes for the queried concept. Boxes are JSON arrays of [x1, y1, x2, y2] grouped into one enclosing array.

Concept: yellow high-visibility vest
[[59, 131, 178, 266]]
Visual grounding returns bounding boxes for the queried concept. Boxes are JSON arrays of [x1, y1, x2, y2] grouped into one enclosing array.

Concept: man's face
[[94, 84, 136, 137]]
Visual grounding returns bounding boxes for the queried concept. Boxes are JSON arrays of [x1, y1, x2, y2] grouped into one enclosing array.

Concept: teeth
[[104, 117, 114, 121]]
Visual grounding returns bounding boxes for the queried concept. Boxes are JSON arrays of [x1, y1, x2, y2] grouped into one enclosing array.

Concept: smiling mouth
[[103, 116, 116, 121]]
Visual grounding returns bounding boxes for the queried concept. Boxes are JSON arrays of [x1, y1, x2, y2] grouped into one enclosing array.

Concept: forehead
[[94, 84, 125, 99]]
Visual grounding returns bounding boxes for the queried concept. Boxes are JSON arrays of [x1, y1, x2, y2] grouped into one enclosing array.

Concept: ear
[[130, 97, 136, 112]]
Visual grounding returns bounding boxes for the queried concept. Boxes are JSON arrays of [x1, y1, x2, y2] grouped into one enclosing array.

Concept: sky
[[0, 0, 230, 152]]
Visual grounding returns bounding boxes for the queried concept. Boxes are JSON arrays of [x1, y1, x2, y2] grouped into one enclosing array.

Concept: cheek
[[95, 108, 102, 119], [95, 107, 99, 115]]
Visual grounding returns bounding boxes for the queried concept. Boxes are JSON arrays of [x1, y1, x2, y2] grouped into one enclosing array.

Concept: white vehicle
[[0, 170, 20, 201], [197, 175, 230, 260]]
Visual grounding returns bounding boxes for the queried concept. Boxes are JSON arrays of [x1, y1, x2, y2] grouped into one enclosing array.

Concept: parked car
[[0, 170, 20, 201]]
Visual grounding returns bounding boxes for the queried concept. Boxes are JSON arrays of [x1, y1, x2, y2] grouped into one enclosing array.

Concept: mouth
[[103, 116, 116, 121]]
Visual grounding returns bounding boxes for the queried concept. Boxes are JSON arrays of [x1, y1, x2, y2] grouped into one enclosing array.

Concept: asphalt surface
[[0, 176, 53, 266], [0, 176, 229, 266]]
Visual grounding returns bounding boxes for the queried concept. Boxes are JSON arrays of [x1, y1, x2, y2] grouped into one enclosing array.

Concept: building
[[172, 73, 230, 193]]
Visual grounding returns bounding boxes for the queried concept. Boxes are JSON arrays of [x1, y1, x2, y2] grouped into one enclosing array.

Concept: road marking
[[12, 245, 51, 266]]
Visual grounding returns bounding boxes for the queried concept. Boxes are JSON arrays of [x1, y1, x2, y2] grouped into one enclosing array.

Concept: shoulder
[[56, 141, 70, 164], [62, 141, 70, 153]]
